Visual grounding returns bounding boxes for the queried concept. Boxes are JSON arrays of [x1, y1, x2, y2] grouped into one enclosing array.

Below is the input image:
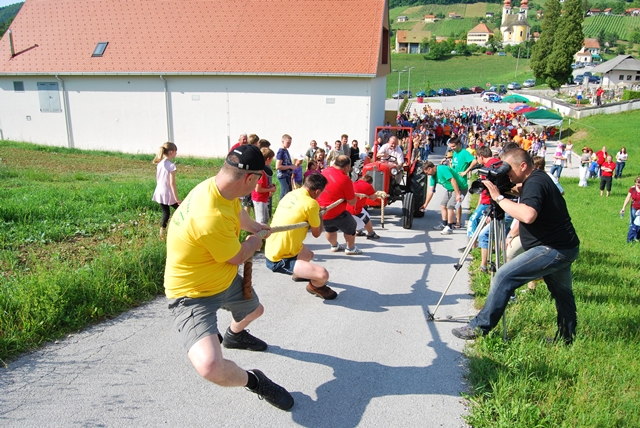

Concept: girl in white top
[[615, 147, 628, 179], [565, 141, 574, 169], [152, 142, 181, 239]]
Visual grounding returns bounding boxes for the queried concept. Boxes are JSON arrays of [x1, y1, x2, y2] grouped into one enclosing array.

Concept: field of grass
[[583, 15, 640, 41], [387, 53, 534, 97], [0, 142, 226, 363], [464, 110, 640, 426]]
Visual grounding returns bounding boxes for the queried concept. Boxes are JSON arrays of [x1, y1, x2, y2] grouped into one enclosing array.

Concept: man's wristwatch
[[495, 195, 505, 203]]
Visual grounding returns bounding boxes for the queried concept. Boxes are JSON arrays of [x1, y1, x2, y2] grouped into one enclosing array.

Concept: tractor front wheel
[[402, 192, 415, 229]]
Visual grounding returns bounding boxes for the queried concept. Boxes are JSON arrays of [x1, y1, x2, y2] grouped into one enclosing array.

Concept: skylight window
[[92, 42, 108, 57]]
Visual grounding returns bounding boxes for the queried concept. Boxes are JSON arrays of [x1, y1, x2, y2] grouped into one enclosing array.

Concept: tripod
[[427, 200, 509, 340]]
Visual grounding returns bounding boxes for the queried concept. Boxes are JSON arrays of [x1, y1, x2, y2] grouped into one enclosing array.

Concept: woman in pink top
[[152, 142, 181, 239]]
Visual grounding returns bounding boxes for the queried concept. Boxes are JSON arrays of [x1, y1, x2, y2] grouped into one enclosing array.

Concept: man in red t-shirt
[[599, 154, 615, 197], [317, 155, 361, 255], [594, 146, 608, 176], [229, 133, 248, 152], [347, 175, 380, 240]]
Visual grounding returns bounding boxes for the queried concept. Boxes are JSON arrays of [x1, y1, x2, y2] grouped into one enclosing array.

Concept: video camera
[[469, 161, 513, 195]]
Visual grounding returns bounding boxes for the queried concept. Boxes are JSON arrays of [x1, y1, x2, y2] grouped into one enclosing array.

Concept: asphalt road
[[1, 147, 477, 428]]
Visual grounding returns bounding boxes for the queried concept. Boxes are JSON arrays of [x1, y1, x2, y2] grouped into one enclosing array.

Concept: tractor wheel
[[351, 159, 364, 181], [409, 159, 427, 217], [402, 192, 415, 229]]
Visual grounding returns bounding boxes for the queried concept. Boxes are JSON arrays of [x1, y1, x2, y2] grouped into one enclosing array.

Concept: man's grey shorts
[[323, 210, 357, 235], [440, 188, 468, 210], [167, 274, 260, 352]]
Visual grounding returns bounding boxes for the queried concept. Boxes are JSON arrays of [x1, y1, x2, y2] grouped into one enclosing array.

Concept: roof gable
[[0, 0, 388, 76], [468, 23, 492, 34]]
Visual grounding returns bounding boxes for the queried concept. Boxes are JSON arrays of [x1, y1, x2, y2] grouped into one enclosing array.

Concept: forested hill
[[0, 2, 23, 37], [391, 0, 502, 6]]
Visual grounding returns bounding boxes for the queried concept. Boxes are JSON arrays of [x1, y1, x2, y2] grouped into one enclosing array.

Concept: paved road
[[1, 147, 476, 427]]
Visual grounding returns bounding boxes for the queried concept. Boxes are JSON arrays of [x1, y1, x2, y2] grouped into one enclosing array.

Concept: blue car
[[437, 88, 456, 96], [416, 89, 437, 97]]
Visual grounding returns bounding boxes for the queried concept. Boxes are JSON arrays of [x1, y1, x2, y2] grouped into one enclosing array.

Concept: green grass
[[583, 15, 640, 42], [0, 141, 224, 363], [464, 110, 640, 426], [387, 53, 534, 97]]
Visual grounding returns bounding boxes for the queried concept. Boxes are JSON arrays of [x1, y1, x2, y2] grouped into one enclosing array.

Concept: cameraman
[[452, 148, 580, 344]]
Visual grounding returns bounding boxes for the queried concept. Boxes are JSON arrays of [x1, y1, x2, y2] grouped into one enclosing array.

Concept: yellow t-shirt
[[164, 177, 241, 299], [265, 188, 320, 262]]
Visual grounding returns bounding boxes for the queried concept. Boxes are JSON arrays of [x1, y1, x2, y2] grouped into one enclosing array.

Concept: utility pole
[[515, 45, 521, 78], [407, 66, 415, 96]]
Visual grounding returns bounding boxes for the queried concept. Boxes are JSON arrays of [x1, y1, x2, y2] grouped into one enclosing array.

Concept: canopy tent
[[501, 94, 529, 103], [509, 102, 527, 110], [523, 109, 563, 127], [516, 106, 538, 114]]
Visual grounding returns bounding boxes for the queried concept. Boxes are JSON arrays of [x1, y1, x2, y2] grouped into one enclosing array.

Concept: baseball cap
[[227, 145, 272, 176]]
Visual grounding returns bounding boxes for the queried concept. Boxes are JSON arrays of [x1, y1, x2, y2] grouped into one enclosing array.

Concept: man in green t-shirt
[[420, 161, 468, 235], [448, 137, 477, 228]]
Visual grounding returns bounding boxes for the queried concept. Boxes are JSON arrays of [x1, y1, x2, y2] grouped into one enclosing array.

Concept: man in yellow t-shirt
[[164, 144, 293, 411], [265, 174, 336, 300]]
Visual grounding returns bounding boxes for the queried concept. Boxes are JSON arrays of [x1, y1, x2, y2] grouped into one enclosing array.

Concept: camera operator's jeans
[[468, 245, 579, 337]]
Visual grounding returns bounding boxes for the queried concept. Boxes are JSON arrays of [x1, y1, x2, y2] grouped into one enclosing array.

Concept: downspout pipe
[[55, 75, 74, 148], [159, 75, 173, 142]]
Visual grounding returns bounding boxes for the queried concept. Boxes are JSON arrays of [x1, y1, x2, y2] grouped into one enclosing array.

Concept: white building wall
[[0, 76, 68, 146], [0, 74, 385, 158]]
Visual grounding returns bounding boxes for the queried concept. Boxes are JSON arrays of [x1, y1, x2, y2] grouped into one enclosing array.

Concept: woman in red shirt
[[599, 155, 615, 197], [620, 176, 640, 242]]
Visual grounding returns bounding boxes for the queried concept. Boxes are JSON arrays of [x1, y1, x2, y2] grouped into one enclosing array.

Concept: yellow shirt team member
[[164, 144, 293, 411], [265, 174, 336, 300]]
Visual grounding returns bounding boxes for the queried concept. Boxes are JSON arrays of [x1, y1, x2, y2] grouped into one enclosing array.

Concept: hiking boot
[[441, 226, 453, 235], [433, 223, 446, 230], [291, 275, 309, 282], [330, 244, 345, 252], [345, 246, 363, 255], [222, 327, 268, 351], [452, 324, 479, 340], [247, 369, 294, 411], [356, 230, 366, 236], [306, 282, 337, 300], [366, 232, 380, 240]]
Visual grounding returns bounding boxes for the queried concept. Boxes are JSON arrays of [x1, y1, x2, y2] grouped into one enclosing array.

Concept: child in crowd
[[152, 142, 181, 240], [252, 148, 277, 224], [348, 175, 380, 240], [291, 154, 304, 189], [304, 160, 320, 179]]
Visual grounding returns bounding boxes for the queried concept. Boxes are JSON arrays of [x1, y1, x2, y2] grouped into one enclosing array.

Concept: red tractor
[[352, 126, 426, 229]]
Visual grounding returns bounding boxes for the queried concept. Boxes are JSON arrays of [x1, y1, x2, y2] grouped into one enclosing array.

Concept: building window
[[636, 76, 640, 81], [619, 75, 624, 80], [13, 81, 24, 92], [92, 42, 108, 57], [627, 75, 632, 80], [37, 82, 62, 113]]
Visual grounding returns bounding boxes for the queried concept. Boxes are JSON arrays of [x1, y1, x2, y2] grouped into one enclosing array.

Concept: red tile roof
[[468, 23, 492, 34], [1, 0, 387, 76]]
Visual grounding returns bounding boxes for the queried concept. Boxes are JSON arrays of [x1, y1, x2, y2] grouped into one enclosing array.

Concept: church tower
[[502, 0, 512, 24]]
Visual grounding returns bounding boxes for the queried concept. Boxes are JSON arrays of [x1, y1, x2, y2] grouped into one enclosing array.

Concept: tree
[[424, 36, 447, 60], [597, 29, 605, 49], [530, 0, 561, 81], [631, 32, 640, 45], [616, 44, 626, 55], [582, 0, 590, 16], [546, 0, 584, 89], [487, 31, 503, 52]]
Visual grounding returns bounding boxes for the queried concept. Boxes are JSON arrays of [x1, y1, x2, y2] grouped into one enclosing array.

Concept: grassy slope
[[465, 110, 640, 427], [387, 53, 533, 96]]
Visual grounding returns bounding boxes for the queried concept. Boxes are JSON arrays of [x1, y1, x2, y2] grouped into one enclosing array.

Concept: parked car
[[482, 91, 501, 102], [583, 71, 592, 78], [416, 89, 437, 97], [392, 90, 412, 99], [437, 88, 456, 96], [497, 52, 507, 56], [589, 75, 601, 83], [523, 79, 536, 88], [573, 74, 584, 84], [507, 82, 522, 90], [470, 86, 485, 93], [456, 87, 473, 95], [485, 51, 493, 55], [450, 50, 457, 54], [488, 84, 507, 94]]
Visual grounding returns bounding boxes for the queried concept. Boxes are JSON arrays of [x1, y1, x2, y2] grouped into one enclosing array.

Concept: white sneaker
[[330, 244, 346, 252], [441, 226, 453, 235], [345, 246, 363, 255]]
